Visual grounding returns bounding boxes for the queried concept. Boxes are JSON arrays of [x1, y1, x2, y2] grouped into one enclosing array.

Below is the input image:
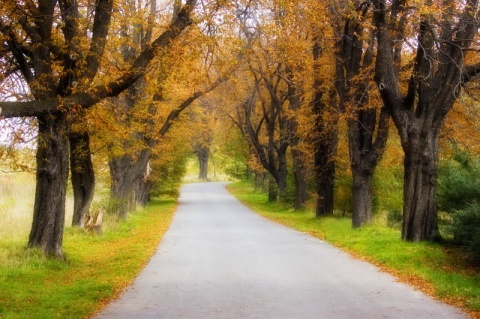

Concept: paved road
[[95, 182, 468, 319]]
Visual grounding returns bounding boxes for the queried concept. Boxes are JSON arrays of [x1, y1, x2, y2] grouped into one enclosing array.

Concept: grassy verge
[[0, 198, 176, 319], [227, 181, 480, 319]]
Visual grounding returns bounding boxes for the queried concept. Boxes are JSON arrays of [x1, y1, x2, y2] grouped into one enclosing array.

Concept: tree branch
[[159, 73, 230, 136], [0, 0, 197, 119]]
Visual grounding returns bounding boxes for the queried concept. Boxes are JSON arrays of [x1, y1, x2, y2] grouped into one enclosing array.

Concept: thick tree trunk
[[197, 147, 209, 180], [292, 148, 310, 210], [109, 150, 150, 219], [402, 133, 440, 241], [70, 132, 95, 228], [347, 109, 389, 228], [351, 168, 373, 228], [28, 113, 69, 258], [109, 168, 136, 220]]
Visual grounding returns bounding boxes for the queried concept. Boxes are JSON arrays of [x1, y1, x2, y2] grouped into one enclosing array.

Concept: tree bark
[[70, 132, 95, 228], [351, 168, 373, 228], [292, 148, 310, 210], [135, 178, 151, 207], [28, 113, 69, 258], [402, 130, 440, 241], [109, 149, 151, 219], [347, 107, 389, 227], [135, 162, 152, 207], [314, 141, 337, 217]]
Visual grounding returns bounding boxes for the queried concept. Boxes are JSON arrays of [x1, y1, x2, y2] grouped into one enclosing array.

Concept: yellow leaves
[[443, 94, 480, 156], [0, 142, 36, 173]]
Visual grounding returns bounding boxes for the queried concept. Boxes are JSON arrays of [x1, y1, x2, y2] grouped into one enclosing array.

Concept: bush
[[150, 158, 187, 198], [387, 209, 403, 230], [449, 203, 480, 264], [437, 150, 480, 263], [437, 150, 480, 212]]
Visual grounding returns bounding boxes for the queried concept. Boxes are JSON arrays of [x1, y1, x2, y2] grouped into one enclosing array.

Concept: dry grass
[[0, 172, 74, 243]]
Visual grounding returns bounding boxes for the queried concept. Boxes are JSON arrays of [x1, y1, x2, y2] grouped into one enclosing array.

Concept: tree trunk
[[197, 147, 209, 180], [347, 108, 389, 228], [135, 178, 151, 207], [402, 132, 440, 241], [135, 162, 152, 207], [275, 151, 288, 201], [315, 159, 336, 217], [314, 130, 338, 217], [311, 37, 339, 217], [109, 150, 150, 219], [292, 148, 310, 210], [351, 168, 373, 228], [109, 166, 136, 220], [268, 175, 278, 202], [28, 113, 69, 258], [70, 132, 95, 228]]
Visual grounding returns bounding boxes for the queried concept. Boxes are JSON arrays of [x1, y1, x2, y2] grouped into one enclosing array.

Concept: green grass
[[0, 198, 177, 319], [227, 180, 480, 318]]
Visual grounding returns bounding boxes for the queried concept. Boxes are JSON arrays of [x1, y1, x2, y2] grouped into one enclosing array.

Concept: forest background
[[1, 0, 480, 317]]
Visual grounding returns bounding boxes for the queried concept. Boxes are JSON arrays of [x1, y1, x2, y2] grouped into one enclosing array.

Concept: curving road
[[95, 182, 468, 319]]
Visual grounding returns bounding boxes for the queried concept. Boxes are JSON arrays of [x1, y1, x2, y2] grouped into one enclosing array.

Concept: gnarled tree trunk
[[109, 149, 151, 219], [28, 113, 69, 258], [351, 168, 373, 228], [402, 129, 440, 241], [70, 132, 95, 228]]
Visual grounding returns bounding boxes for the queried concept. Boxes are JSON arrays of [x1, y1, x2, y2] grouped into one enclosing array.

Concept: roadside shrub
[[449, 203, 480, 264], [150, 158, 187, 198], [437, 150, 480, 263], [387, 209, 403, 230], [437, 152, 480, 213]]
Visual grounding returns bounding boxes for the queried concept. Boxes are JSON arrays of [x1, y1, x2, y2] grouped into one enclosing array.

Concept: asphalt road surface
[[95, 182, 468, 319]]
